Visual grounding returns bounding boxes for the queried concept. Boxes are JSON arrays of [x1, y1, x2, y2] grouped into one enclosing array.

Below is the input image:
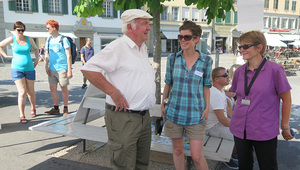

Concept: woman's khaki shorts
[[48, 70, 69, 86], [164, 118, 207, 140]]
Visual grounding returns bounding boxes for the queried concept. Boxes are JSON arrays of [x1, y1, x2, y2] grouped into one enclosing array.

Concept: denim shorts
[[11, 68, 36, 81]]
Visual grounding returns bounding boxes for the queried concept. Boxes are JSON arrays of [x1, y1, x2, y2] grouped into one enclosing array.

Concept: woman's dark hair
[[13, 21, 26, 31], [179, 20, 202, 38]]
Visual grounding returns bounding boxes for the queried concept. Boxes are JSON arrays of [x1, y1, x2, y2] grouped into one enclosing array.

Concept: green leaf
[[129, 0, 137, 9]]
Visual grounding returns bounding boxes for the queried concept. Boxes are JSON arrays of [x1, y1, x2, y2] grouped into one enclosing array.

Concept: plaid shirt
[[165, 50, 212, 125]]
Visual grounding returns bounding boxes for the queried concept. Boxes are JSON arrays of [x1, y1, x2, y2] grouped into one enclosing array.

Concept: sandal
[[30, 109, 36, 118], [19, 116, 28, 124]]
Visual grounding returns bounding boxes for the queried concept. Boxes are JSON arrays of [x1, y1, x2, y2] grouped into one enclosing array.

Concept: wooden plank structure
[[29, 84, 234, 167]]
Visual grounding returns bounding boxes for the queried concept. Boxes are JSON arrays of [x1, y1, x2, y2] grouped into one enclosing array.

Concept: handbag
[[156, 117, 164, 136]]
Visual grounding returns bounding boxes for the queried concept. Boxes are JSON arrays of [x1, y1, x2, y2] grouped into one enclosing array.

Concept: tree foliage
[[74, 0, 235, 25]]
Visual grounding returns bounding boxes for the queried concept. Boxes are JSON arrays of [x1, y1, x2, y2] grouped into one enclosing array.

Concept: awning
[[9, 31, 77, 38], [270, 34, 300, 41], [161, 31, 179, 39], [264, 33, 287, 47], [288, 41, 300, 46]]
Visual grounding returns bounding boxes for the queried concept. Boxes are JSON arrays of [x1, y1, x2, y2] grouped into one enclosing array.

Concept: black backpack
[[47, 35, 77, 64]]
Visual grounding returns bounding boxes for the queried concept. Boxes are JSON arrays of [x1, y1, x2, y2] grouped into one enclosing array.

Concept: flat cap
[[121, 9, 152, 23]]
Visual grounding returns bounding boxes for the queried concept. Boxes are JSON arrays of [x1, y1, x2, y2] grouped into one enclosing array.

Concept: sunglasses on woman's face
[[216, 73, 229, 78], [16, 29, 25, 32], [178, 35, 196, 41], [238, 44, 258, 50]]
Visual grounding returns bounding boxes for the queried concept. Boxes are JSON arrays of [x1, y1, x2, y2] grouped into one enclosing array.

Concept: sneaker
[[232, 153, 238, 161], [45, 108, 60, 115], [222, 159, 238, 169], [63, 108, 68, 116], [81, 84, 87, 89]]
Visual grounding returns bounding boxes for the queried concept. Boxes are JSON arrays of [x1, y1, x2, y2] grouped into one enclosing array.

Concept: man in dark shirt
[[80, 37, 94, 89]]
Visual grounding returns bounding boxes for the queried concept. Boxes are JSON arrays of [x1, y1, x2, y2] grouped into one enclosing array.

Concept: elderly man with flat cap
[[81, 9, 155, 170]]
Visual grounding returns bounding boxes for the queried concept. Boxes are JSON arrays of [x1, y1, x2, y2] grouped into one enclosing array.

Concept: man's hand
[[67, 70, 73, 79], [45, 66, 51, 76], [110, 89, 129, 112]]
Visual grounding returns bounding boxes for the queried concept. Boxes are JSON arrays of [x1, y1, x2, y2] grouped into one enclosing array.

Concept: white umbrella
[[264, 33, 287, 47], [288, 41, 300, 47]]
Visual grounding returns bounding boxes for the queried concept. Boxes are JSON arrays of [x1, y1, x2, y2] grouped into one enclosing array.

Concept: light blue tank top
[[11, 36, 34, 71]]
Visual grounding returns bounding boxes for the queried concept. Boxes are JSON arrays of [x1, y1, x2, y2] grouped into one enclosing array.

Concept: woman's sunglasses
[[178, 35, 196, 41], [238, 44, 258, 50], [216, 73, 229, 78], [16, 29, 25, 32]]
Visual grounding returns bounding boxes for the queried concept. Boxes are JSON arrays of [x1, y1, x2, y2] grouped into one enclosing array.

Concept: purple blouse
[[229, 57, 291, 141]]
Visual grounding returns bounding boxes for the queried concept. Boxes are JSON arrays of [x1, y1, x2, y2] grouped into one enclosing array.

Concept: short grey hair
[[85, 37, 91, 41], [122, 19, 137, 34]]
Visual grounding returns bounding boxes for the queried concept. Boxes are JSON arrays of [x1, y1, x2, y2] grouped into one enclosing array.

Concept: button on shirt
[[165, 50, 212, 125], [81, 35, 156, 111], [229, 58, 292, 141]]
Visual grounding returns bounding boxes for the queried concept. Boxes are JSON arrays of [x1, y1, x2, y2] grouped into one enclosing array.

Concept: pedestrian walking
[[80, 37, 94, 89]]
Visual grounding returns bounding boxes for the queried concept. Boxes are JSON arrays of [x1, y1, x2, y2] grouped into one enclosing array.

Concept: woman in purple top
[[229, 31, 294, 169]]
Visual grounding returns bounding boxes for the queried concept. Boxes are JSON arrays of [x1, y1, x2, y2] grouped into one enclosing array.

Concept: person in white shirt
[[206, 67, 238, 169], [81, 9, 155, 170]]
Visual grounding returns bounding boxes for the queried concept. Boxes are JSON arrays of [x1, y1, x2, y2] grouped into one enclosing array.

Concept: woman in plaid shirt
[[161, 21, 213, 170]]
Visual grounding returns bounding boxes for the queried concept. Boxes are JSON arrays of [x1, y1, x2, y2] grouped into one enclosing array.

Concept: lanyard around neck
[[244, 58, 267, 97]]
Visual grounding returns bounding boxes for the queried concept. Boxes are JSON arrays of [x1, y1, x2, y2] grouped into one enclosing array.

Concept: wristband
[[282, 126, 290, 130]]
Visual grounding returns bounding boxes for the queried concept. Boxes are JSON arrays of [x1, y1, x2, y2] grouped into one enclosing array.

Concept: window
[[182, 7, 189, 21], [192, 9, 199, 22], [9, 0, 38, 12], [272, 17, 279, 28], [161, 6, 168, 21], [201, 9, 206, 22], [292, 0, 297, 11], [216, 17, 222, 23], [234, 11, 238, 24], [281, 18, 288, 29], [264, 17, 271, 28], [273, 0, 278, 10], [101, 39, 115, 49], [289, 19, 296, 29], [49, 0, 61, 14], [264, 0, 269, 8], [225, 11, 231, 24], [172, 7, 179, 21], [103, 1, 113, 17], [16, 0, 30, 11], [284, 0, 289, 11]]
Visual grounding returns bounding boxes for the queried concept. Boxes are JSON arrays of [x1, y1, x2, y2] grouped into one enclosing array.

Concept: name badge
[[194, 70, 203, 77], [241, 99, 250, 105]]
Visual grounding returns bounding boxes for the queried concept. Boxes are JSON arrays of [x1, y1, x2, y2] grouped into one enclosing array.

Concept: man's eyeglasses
[[178, 35, 197, 41], [216, 73, 228, 78], [16, 29, 25, 32], [238, 44, 258, 50]]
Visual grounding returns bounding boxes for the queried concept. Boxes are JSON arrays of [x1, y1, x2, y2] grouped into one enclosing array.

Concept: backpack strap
[[47, 36, 52, 53], [60, 35, 65, 49]]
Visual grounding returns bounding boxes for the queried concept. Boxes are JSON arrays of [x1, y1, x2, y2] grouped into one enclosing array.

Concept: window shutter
[[119, 8, 124, 18], [43, 0, 49, 13], [31, 0, 38, 12], [268, 17, 271, 28], [234, 11, 238, 24], [113, 6, 117, 18], [225, 11, 231, 23], [62, 0, 68, 14], [216, 17, 222, 23], [9, 1, 16, 11], [99, 4, 104, 17], [72, 0, 78, 15]]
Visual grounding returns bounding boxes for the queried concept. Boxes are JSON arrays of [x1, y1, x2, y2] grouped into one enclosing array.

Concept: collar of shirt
[[123, 34, 146, 51], [246, 56, 266, 71], [176, 49, 206, 62]]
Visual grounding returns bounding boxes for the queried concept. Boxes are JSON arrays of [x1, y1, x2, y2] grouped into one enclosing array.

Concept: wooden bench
[[29, 84, 234, 168]]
